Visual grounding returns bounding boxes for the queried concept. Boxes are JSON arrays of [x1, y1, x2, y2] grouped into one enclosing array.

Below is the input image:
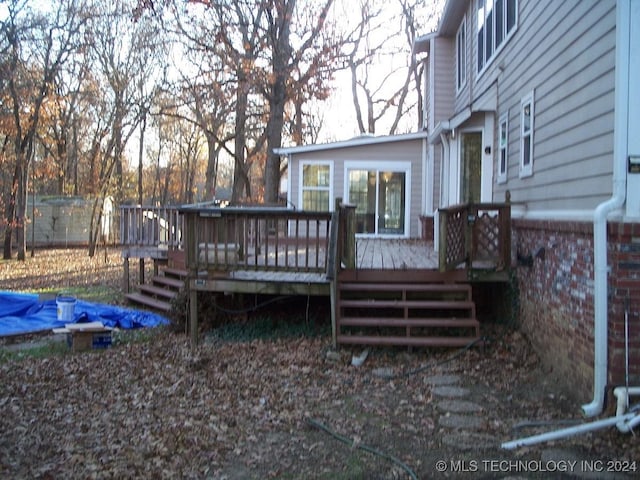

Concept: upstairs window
[[456, 16, 467, 92], [519, 91, 534, 178], [477, 0, 517, 74], [498, 112, 508, 183]]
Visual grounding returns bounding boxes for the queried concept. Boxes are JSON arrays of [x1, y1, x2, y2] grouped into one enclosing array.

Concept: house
[[413, 0, 639, 417], [276, 132, 432, 239], [277, 0, 640, 417]]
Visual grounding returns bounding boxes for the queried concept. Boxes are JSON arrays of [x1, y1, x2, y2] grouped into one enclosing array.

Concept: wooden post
[[343, 204, 356, 269], [328, 200, 342, 349], [189, 285, 198, 347], [123, 255, 130, 293], [438, 209, 447, 272], [464, 204, 473, 270], [139, 258, 145, 285], [184, 210, 200, 347]]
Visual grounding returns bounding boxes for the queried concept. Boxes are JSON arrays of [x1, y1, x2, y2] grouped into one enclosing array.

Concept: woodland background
[[0, 0, 440, 260]]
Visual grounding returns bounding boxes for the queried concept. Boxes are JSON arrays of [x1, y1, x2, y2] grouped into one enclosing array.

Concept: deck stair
[[125, 266, 187, 313], [335, 272, 480, 348]]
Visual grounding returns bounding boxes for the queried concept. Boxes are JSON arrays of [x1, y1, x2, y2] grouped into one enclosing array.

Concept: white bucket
[[56, 295, 76, 323]]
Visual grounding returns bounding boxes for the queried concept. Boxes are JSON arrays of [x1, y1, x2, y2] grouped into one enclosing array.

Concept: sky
[[316, 0, 443, 143]]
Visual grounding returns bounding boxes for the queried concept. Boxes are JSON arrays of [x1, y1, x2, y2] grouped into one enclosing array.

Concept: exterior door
[[347, 168, 407, 236], [461, 132, 482, 204]]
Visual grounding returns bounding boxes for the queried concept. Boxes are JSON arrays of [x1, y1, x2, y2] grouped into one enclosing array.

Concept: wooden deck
[[121, 201, 511, 347], [187, 238, 438, 297], [356, 238, 438, 270]]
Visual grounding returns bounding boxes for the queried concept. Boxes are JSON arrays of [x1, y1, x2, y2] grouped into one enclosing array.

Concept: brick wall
[[512, 219, 640, 402]]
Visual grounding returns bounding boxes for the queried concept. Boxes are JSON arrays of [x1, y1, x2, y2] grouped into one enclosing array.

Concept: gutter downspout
[[581, 0, 630, 418], [434, 132, 450, 250]]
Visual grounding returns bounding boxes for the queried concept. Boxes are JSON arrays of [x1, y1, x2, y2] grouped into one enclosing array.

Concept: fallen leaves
[[0, 249, 639, 479]]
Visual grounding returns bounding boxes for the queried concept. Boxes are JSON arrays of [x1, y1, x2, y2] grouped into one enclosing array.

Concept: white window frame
[[476, 0, 518, 76], [456, 16, 467, 93], [298, 160, 333, 211], [519, 91, 534, 178], [498, 112, 508, 183], [343, 160, 412, 238]]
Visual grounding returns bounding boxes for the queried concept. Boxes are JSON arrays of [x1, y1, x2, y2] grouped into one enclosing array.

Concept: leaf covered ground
[[0, 248, 638, 479]]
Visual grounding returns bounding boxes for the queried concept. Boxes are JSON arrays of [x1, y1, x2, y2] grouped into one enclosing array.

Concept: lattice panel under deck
[[473, 212, 500, 260], [445, 210, 466, 266]]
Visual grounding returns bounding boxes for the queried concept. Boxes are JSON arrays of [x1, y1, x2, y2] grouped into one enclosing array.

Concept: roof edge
[[274, 131, 430, 156]]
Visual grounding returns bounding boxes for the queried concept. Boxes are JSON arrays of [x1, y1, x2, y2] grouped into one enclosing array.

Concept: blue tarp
[[0, 291, 170, 337]]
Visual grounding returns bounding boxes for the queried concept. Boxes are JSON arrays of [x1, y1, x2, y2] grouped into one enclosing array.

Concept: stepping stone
[[432, 385, 470, 398], [425, 374, 461, 385], [437, 399, 483, 413], [372, 367, 395, 378], [439, 413, 485, 429], [441, 431, 497, 451]]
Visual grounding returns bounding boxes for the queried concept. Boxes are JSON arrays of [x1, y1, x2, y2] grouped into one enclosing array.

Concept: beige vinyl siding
[[454, 4, 473, 113], [480, 0, 616, 211], [288, 139, 424, 237], [433, 37, 456, 126]]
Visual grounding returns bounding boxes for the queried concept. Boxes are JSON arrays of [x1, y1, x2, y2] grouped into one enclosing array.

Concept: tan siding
[[433, 37, 456, 125], [467, 0, 617, 211], [287, 139, 425, 237]]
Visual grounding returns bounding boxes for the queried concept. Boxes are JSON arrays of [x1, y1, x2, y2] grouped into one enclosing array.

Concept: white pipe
[[582, 0, 630, 417], [613, 386, 640, 432], [501, 411, 640, 450]]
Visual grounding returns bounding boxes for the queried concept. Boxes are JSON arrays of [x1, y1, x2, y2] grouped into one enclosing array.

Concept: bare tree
[[262, 0, 337, 205], [341, 0, 437, 135], [1, 0, 89, 260], [84, 0, 166, 256]]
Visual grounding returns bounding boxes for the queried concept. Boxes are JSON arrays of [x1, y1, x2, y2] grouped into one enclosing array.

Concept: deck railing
[[438, 202, 511, 272], [120, 205, 183, 249], [181, 204, 339, 275]]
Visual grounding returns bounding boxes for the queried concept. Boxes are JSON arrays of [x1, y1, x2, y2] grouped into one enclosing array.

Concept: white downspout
[[434, 132, 450, 250], [581, 0, 630, 417]]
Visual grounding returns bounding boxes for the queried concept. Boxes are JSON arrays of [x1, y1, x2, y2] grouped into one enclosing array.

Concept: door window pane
[[378, 172, 405, 234]]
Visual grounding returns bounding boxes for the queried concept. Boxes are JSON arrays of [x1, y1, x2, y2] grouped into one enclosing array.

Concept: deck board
[[356, 238, 438, 270]]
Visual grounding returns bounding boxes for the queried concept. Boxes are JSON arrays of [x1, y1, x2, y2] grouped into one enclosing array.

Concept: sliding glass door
[[346, 164, 408, 236]]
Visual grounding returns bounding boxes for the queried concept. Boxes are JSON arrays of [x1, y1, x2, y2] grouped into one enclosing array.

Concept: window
[[477, 0, 517, 74], [345, 161, 411, 237], [498, 112, 508, 183], [519, 91, 534, 178], [456, 17, 467, 92], [300, 162, 332, 211]]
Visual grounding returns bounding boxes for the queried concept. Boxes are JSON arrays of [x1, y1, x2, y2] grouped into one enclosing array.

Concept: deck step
[[338, 299, 475, 310], [124, 293, 172, 312], [153, 275, 185, 290], [125, 263, 186, 312], [336, 334, 481, 348], [339, 282, 471, 293], [162, 267, 188, 279], [338, 317, 479, 329], [139, 284, 178, 300], [335, 276, 480, 348]]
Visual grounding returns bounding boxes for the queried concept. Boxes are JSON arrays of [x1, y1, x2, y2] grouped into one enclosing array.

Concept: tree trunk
[[232, 68, 251, 203], [2, 166, 19, 260], [204, 132, 219, 201]]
